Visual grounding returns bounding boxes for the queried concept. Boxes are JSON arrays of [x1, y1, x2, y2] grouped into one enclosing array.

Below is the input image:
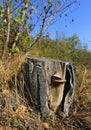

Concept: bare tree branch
[[26, 0, 76, 51], [11, 0, 23, 14]]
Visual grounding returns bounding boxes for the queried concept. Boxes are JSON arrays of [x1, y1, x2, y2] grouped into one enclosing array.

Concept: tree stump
[[24, 57, 76, 117]]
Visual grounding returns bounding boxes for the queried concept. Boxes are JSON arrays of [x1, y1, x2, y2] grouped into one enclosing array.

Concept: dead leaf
[[15, 105, 27, 118], [60, 123, 66, 130], [41, 122, 49, 129]]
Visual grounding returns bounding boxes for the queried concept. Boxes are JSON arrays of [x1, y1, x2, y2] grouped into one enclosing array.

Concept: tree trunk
[[2, 0, 11, 59], [24, 57, 76, 117]]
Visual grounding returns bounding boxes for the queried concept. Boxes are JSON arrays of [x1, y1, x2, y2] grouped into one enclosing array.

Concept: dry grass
[[0, 53, 27, 129], [70, 65, 91, 129], [0, 55, 91, 130]]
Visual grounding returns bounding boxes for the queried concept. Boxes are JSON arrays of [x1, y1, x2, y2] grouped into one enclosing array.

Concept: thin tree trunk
[[12, 2, 28, 49], [2, 0, 11, 60]]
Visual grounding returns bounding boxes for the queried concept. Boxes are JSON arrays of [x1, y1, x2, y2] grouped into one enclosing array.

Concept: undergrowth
[[0, 54, 91, 130]]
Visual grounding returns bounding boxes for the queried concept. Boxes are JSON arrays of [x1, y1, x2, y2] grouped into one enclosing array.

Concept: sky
[[47, 0, 91, 51]]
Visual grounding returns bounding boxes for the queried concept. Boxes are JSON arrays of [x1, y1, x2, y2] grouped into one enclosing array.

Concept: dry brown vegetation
[[0, 54, 91, 130]]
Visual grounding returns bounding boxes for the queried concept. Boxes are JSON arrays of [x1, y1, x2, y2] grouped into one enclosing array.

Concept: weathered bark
[[24, 57, 76, 117]]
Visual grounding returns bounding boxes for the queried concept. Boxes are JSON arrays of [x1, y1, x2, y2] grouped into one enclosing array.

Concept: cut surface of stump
[[24, 57, 76, 117]]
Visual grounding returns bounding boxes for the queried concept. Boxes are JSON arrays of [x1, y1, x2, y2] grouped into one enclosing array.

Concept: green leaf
[[10, 46, 19, 53], [15, 0, 19, 2], [58, 0, 61, 4], [32, 6, 35, 10]]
